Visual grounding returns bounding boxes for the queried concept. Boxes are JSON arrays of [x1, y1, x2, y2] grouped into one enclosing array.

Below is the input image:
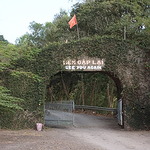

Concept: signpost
[[63, 56, 105, 71]]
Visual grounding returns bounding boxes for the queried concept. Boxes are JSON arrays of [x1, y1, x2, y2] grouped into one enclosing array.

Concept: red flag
[[68, 15, 77, 29]]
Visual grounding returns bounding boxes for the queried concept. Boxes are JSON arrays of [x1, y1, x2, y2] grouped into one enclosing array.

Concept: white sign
[[63, 56, 105, 71]]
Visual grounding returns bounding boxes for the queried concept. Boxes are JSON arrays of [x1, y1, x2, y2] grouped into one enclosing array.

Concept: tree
[[53, 9, 76, 42], [0, 35, 8, 43], [16, 0, 150, 47], [70, 0, 150, 39], [0, 41, 20, 64], [47, 72, 117, 109], [16, 11, 69, 48]]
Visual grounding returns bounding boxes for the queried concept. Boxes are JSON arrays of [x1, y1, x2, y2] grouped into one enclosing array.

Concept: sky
[[0, 0, 78, 44]]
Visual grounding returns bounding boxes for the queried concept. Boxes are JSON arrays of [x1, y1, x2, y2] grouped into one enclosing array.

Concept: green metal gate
[[44, 101, 74, 127]]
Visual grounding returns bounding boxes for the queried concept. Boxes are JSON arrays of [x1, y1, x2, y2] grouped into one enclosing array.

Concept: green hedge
[[0, 69, 45, 129]]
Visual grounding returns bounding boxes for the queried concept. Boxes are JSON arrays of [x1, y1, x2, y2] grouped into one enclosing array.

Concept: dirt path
[[0, 113, 150, 150]]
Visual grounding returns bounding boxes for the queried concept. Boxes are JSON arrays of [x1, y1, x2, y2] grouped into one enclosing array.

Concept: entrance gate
[[44, 101, 74, 127], [44, 100, 123, 127]]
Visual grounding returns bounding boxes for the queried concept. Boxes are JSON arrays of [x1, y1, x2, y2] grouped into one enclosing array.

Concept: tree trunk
[[91, 80, 96, 106], [61, 74, 69, 100]]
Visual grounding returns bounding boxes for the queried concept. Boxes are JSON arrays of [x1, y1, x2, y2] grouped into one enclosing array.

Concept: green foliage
[[0, 109, 43, 129], [5, 70, 44, 110], [0, 68, 45, 129], [0, 35, 8, 43], [48, 73, 117, 108], [14, 0, 150, 47], [0, 41, 18, 63], [16, 10, 74, 48], [0, 40, 41, 67], [71, 0, 150, 39], [0, 86, 23, 112]]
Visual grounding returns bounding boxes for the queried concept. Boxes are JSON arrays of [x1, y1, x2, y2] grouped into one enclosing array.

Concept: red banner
[[68, 15, 77, 29]]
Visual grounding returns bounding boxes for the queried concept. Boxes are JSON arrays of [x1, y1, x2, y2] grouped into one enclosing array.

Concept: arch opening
[[46, 70, 124, 128]]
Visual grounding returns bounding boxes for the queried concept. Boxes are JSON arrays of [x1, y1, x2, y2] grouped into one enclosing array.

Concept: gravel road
[[0, 113, 150, 150]]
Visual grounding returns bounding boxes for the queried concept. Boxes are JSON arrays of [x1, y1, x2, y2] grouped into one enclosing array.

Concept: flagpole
[[68, 14, 80, 40], [77, 23, 80, 40]]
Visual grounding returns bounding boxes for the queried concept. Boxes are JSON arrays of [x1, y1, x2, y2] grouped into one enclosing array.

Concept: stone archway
[[34, 37, 149, 130]]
